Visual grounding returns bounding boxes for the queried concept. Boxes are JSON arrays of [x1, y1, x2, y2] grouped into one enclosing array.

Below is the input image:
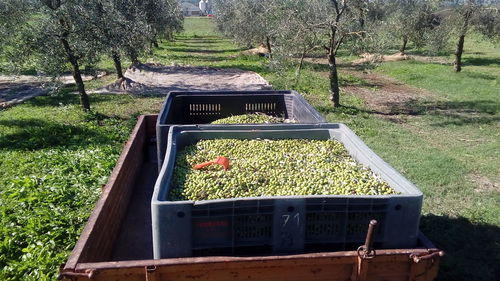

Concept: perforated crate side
[[155, 90, 326, 170]]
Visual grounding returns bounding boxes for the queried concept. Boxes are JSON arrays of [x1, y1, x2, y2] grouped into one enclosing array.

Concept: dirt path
[[0, 73, 105, 109], [303, 57, 438, 119], [94, 63, 272, 94], [341, 69, 437, 116], [2, 63, 272, 108]]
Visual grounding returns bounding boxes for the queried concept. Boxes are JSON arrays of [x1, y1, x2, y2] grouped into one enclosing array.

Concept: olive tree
[[1, 0, 124, 110], [107, 0, 152, 78], [33, 0, 121, 110], [214, 0, 365, 108], [386, 0, 437, 54], [213, 0, 278, 56], [162, 0, 184, 41], [106, 0, 182, 78], [288, 0, 365, 107], [0, 0, 36, 71], [277, 0, 367, 107], [270, 0, 325, 82], [445, 0, 500, 72], [141, 0, 183, 49], [2, 0, 183, 110]]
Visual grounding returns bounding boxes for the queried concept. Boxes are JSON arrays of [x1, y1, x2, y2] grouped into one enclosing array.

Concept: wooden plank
[[74, 256, 357, 281], [64, 115, 149, 270], [68, 251, 440, 281], [74, 248, 433, 271], [145, 114, 158, 137]]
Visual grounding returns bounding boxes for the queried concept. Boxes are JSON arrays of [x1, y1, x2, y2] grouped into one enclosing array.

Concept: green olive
[[170, 138, 396, 201]]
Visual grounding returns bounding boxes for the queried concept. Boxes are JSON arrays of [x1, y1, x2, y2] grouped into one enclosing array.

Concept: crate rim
[[156, 89, 327, 126], [152, 123, 423, 206]]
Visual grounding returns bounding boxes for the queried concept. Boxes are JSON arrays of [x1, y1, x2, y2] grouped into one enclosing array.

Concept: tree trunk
[[359, 17, 365, 30], [454, 8, 472, 72], [149, 41, 154, 55], [71, 61, 90, 111], [454, 35, 465, 72], [359, 10, 365, 38], [60, 36, 90, 111], [328, 52, 340, 107], [129, 49, 140, 66], [265, 36, 272, 58], [400, 36, 408, 54], [112, 51, 124, 79], [295, 47, 307, 85]]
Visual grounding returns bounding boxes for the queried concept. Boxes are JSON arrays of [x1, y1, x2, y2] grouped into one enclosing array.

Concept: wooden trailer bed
[[59, 115, 443, 281]]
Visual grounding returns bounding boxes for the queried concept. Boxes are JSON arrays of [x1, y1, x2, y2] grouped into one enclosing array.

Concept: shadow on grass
[[462, 71, 498, 80], [174, 39, 221, 44], [420, 214, 500, 281], [175, 35, 222, 40], [21, 91, 141, 108], [316, 104, 383, 117], [21, 92, 78, 107], [156, 54, 229, 62], [463, 57, 500, 67], [300, 60, 378, 74], [316, 98, 499, 126], [386, 99, 499, 126], [0, 117, 115, 150], [165, 48, 244, 54], [215, 63, 272, 75]]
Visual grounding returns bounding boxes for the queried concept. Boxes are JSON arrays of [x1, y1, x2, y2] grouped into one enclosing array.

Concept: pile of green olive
[[169, 114, 395, 201], [210, 113, 285, 124]]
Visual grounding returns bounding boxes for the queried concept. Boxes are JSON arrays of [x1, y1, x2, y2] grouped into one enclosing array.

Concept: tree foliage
[[0, 0, 183, 110], [386, 0, 437, 53], [214, 0, 500, 106], [441, 0, 500, 71], [213, 0, 278, 54], [214, 0, 367, 107]]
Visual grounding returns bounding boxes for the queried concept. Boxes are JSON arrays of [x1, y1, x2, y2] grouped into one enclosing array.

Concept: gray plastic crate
[[155, 90, 326, 169], [151, 124, 423, 259]]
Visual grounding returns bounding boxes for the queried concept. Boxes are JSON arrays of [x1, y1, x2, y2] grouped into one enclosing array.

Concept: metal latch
[[58, 268, 95, 281], [410, 249, 445, 263], [145, 265, 158, 281], [357, 220, 378, 260]]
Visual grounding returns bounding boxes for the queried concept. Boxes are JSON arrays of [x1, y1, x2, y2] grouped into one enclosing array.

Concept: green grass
[[0, 93, 163, 280], [181, 16, 219, 36], [0, 16, 498, 281]]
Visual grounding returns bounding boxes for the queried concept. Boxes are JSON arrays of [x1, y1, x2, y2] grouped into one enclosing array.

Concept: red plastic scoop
[[193, 156, 230, 171]]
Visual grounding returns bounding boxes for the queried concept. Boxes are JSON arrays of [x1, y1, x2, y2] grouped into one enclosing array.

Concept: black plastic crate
[[155, 90, 326, 168], [151, 124, 423, 259]]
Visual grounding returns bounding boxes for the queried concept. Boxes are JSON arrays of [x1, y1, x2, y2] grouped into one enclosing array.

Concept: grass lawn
[[0, 93, 164, 280], [0, 16, 498, 281]]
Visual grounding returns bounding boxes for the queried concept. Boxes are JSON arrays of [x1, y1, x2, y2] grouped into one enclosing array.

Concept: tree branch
[[333, 31, 366, 56], [41, 0, 62, 10], [331, 0, 340, 16], [333, 34, 345, 56]]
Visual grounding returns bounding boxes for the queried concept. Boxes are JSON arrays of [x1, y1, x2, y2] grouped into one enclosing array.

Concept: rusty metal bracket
[[357, 220, 378, 260], [410, 250, 445, 263], [58, 269, 95, 281], [354, 220, 379, 281], [145, 265, 158, 281], [408, 250, 444, 280]]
